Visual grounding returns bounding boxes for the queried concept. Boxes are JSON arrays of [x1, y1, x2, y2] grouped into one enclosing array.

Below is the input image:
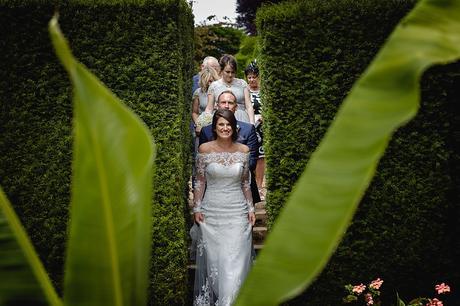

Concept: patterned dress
[[249, 88, 264, 158]]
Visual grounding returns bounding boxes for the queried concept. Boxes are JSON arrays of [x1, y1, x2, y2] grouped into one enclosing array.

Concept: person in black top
[[244, 61, 266, 200]]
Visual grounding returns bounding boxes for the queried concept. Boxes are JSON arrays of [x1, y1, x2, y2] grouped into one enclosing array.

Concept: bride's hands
[[248, 212, 256, 226], [194, 212, 205, 223]]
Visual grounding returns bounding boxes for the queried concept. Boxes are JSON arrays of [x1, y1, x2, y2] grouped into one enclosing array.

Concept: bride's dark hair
[[212, 109, 238, 142]]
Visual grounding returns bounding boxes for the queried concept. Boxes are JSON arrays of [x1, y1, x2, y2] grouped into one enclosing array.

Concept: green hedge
[[0, 1, 194, 304], [257, 0, 459, 304], [235, 35, 259, 77]]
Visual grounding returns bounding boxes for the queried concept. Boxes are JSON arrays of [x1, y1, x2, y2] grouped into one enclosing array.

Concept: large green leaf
[[235, 0, 460, 304], [0, 187, 62, 306], [396, 293, 407, 306], [49, 16, 155, 306]]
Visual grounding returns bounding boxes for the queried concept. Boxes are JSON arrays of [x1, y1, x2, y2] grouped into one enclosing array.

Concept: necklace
[[222, 78, 233, 88]]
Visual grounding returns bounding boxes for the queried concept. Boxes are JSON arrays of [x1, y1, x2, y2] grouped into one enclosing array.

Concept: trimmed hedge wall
[[257, 0, 459, 304], [0, 0, 194, 304]]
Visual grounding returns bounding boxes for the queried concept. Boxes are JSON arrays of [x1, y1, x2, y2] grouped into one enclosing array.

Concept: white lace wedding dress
[[191, 152, 254, 306]]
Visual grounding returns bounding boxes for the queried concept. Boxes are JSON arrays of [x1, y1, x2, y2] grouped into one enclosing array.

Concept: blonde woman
[[192, 66, 220, 136]]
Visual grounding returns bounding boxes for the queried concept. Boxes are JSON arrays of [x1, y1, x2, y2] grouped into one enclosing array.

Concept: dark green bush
[[194, 24, 244, 72], [257, 0, 459, 304], [0, 1, 194, 304]]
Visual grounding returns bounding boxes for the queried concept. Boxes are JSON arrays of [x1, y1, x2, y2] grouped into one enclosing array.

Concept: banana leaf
[[235, 0, 460, 304], [0, 187, 62, 306], [49, 16, 155, 306], [396, 293, 407, 306]]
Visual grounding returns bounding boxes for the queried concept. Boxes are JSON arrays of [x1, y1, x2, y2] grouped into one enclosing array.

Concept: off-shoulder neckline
[[198, 151, 249, 155]]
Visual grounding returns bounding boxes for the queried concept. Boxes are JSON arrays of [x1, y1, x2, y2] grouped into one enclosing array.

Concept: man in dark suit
[[199, 90, 261, 203]]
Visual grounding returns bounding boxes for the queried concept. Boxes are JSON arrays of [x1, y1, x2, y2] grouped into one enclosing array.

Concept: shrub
[[0, 1, 194, 304], [256, 0, 459, 304]]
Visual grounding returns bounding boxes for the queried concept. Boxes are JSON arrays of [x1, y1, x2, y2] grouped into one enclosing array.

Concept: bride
[[192, 108, 256, 305]]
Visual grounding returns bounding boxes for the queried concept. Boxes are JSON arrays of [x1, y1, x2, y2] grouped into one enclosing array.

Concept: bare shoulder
[[198, 141, 214, 153], [237, 143, 250, 153]]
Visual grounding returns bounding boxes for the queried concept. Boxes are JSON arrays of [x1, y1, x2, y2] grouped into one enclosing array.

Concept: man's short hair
[[217, 90, 237, 103], [202, 56, 218, 66]]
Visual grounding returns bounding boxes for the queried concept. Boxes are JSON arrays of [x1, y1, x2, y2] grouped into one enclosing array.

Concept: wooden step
[[255, 208, 267, 226], [253, 243, 264, 257], [253, 226, 267, 232], [254, 243, 264, 250], [188, 264, 196, 269], [255, 201, 265, 210], [252, 226, 267, 243], [255, 208, 266, 215]]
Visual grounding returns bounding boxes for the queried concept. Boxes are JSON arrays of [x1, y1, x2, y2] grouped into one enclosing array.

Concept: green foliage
[[0, 15, 155, 306], [0, 187, 61, 306], [247, 0, 460, 304], [0, 0, 174, 5], [194, 24, 245, 71], [257, 0, 418, 227], [49, 16, 155, 305], [0, 1, 194, 304], [235, 35, 260, 78]]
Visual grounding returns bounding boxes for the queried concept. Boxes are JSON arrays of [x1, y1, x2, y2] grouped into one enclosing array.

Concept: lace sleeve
[[193, 154, 206, 213], [241, 153, 254, 212]]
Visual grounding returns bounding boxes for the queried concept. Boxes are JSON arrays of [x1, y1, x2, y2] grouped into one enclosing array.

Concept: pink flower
[[365, 293, 374, 305], [369, 278, 384, 290], [426, 298, 443, 306], [352, 283, 366, 295], [435, 283, 451, 294]]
